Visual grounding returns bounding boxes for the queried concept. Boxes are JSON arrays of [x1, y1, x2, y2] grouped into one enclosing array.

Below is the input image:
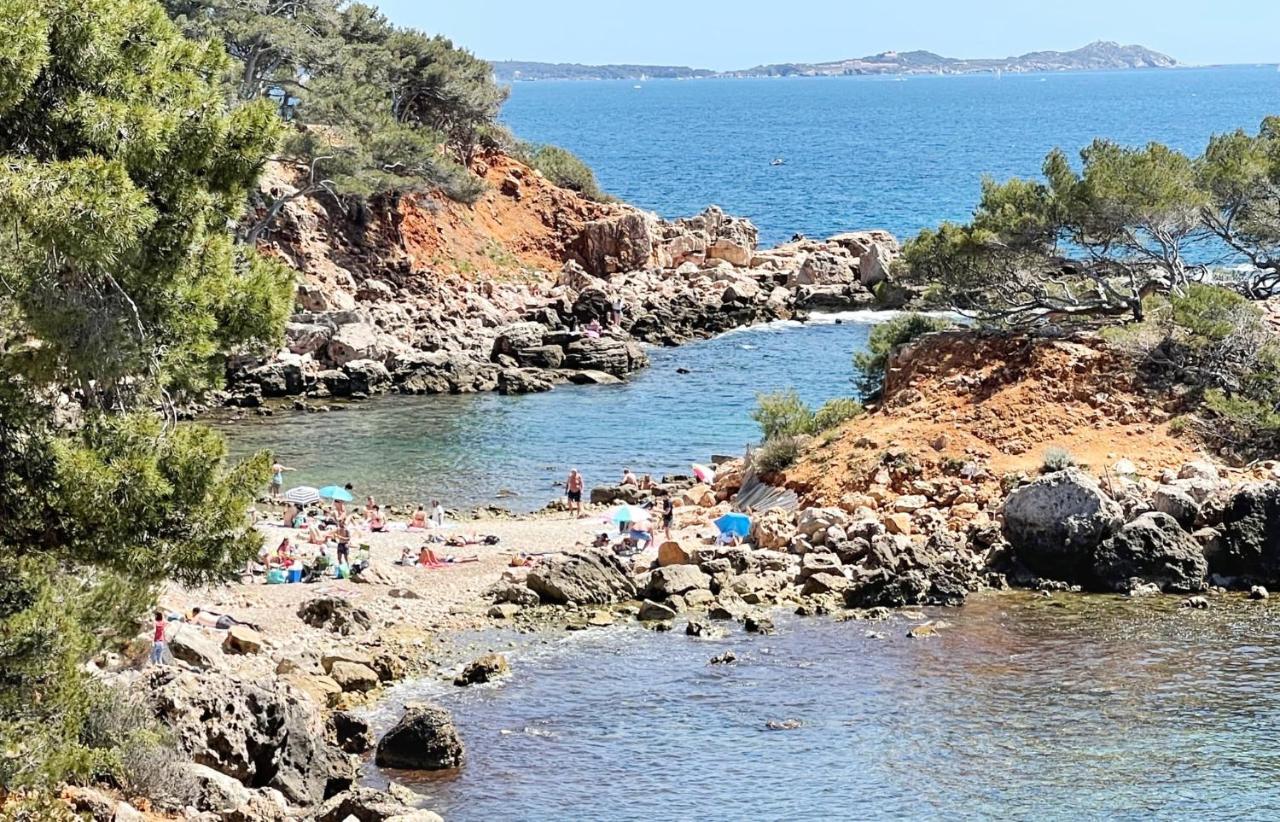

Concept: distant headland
[[490, 41, 1177, 82]]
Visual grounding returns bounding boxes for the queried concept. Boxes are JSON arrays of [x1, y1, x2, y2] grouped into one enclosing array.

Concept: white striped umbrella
[[283, 485, 321, 505]]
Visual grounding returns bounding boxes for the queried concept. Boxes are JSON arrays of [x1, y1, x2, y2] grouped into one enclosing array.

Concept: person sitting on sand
[[409, 505, 428, 530], [717, 530, 742, 547], [306, 523, 327, 545], [593, 531, 611, 548], [368, 505, 387, 533], [276, 538, 297, 568], [397, 547, 416, 566], [620, 468, 638, 487]]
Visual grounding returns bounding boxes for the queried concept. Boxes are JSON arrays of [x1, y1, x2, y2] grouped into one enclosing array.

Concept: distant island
[[491, 41, 1176, 82]]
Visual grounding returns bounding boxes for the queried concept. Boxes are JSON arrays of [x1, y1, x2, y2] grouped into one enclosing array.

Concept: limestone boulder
[[644, 565, 712, 599], [574, 212, 655, 276], [454, 653, 509, 686], [526, 550, 637, 605], [1216, 482, 1280, 583], [298, 597, 372, 636], [327, 323, 383, 367], [329, 660, 380, 693], [1002, 469, 1124, 580]]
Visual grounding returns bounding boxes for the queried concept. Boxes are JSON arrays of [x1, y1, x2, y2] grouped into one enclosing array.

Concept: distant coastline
[[492, 40, 1176, 82]]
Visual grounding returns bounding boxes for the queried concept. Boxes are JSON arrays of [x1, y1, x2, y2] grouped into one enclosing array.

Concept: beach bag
[[266, 568, 287, 585], [335, 563, 350, 579]]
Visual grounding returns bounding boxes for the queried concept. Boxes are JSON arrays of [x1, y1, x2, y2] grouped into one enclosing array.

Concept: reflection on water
[[368, 594, 1280, 821], [218, 314, 882, 510]]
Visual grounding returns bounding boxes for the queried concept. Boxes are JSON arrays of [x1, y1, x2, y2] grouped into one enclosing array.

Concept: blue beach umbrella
[[610, 504, 649, 525], [318, 485, 354, 502], [714, 512, 752, 538]]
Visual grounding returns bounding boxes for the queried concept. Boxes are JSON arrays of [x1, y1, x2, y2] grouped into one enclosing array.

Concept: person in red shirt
[[151, 610, 168, 666]]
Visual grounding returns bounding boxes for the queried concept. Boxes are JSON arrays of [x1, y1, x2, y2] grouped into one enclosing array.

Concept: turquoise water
[[503, 67, 1280, 245], [221, 313, 883, 510], [369, 594, 1280, 821]]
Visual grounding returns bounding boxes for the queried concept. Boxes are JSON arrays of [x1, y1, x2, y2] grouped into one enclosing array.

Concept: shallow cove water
[[366, 594, 1280, 821], [219, 312, 891, 511]]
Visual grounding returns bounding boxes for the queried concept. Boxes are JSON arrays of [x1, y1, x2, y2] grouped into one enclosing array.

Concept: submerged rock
[[454, 653, 510, 686]]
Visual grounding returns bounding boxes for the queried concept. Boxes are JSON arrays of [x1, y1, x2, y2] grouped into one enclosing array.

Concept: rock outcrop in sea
[[223, 154, 905, 408]]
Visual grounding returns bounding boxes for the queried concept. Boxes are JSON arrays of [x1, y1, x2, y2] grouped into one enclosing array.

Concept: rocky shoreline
[[71, 438, 1280, 820], [222, 154, 909, 409]]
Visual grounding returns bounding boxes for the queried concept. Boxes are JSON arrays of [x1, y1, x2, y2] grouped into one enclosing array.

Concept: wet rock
[[496, 368, 556, 395], [1002, 468, 1124, 581], [526, 550, 637, 605], [743, 614, 775, 634], [635, 599, 676, 622], [454, 653, 509, 686], [332, 711, 373, 754], [766, 719, 802, 730], [1250, 585, 1269, 600], [844, 569, 931, 609], [709, 650, 737, 664], [298, 597, 372, 635], [1090, 512, 1207, 593], [1182, 595, 1210, 610], [375, 704, 464, 771]]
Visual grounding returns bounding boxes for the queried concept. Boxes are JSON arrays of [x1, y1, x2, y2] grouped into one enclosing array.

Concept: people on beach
[[585, 318, 602, 338], [410, 505, 428, 530], [151, 610, 168, 665], [368, 505, 387, 533], [660, 494, 675, 540], [620, 468, 638, 487], [566, 469, 584, 516], [418, 545, 444, 567], [432, 499, 446, 527], [306, 523, 327, 545], [269, 460, 294, 499], [334, 518, 351, 566]]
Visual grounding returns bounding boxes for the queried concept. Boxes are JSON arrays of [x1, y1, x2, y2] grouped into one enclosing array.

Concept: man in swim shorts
[[566, 469, 584, 517]]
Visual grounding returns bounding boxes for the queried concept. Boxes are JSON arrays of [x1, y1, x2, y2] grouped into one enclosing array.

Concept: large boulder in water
[[147, 668, 354, 806], [1090, 512, 1208, 593], [1215, 482, 1280, 583], [375, 704, 463, 770], [562, 336, 647, 376], [526, 550, 637, 605], [1002, 468, 1123, 580]]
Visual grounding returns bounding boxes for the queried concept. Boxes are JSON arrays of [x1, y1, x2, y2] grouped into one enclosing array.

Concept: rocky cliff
[[227, 153, 904, 407]]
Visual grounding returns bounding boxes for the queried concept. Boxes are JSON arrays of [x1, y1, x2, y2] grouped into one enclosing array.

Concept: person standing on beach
[[432, 499, 446, 527], [334, 518, 351, 567], [566, 469, 584, 517], [660, 495, 675, 540], [269, 460, 294, 499], [151, 610, 168, 666]]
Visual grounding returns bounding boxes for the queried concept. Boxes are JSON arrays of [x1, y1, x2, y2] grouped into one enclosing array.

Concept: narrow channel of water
[[218, 312, 896, 510]]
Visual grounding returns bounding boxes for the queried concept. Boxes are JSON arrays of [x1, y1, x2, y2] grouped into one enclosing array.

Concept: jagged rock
[[497, 368, 556, 395], [332, 711, 372, 754], [148, 668, 353, 806], [375, 704, 464, 771], [574, 212, 654, 276], [298, 597, 372, 635], [526, 550, 637, 604], [657, 540, 693, 566], [1091, 512, 1208, 593], [178, 761, 254, 815], [327, 323, 383, 367], [645, 565, 712, 599], [844, 569, 931, 609], [344, 359, 391, 395], [802, 572, 850, 596], [1003, 468, 1124, 580], [1217, 482, 1280, 583], [743, 614, 775, 634], [562, 336, 646, 376], [488, 603, 520, 619], [638, 599, 678, 621], [798, 552, 841, 580], [750, 509, 795, 550], [454, 653, 509, 686], [857, 241, 895, 287], [517, 344, 565, 369], [590, 484, 650, 505]]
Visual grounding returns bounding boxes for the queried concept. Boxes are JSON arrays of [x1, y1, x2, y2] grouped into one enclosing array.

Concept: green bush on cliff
[[812, 397, 865, 431], [853, 314, 953, 399], [752, 390, 815, 440], [527, 144, 606, 200], [752, 435, 803, 475], [0, 0, 283, 789]]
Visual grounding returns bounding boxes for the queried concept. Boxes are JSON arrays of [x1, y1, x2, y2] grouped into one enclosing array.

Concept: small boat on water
[[770, 157, 785, 166]]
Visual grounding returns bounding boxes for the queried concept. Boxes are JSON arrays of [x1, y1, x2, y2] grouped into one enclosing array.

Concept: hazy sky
[[374, 1, 1274, 68]]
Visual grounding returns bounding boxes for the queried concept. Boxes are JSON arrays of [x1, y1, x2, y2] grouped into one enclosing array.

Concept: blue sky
[[374, 1, 1274, 68]]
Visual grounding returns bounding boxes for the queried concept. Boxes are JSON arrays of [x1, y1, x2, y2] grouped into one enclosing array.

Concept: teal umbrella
[[319, 485, 354, 502]]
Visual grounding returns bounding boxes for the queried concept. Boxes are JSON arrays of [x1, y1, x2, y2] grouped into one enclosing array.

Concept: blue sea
[[503, 66, 1280, 245], [223, 69, 1280, 820]]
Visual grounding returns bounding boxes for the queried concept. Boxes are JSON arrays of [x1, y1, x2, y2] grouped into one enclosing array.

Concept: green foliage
[[167, 0, 514, 236], [0, 0, 279, 789], [752, 435, 802, 475], [853, 313, 953, 398], [526, 144, 605, 200], [812, 397, 864, 431], [752, 390, 815, 440], [1041, 447, 1077, 473], [1169, 283, 1254, 344]]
